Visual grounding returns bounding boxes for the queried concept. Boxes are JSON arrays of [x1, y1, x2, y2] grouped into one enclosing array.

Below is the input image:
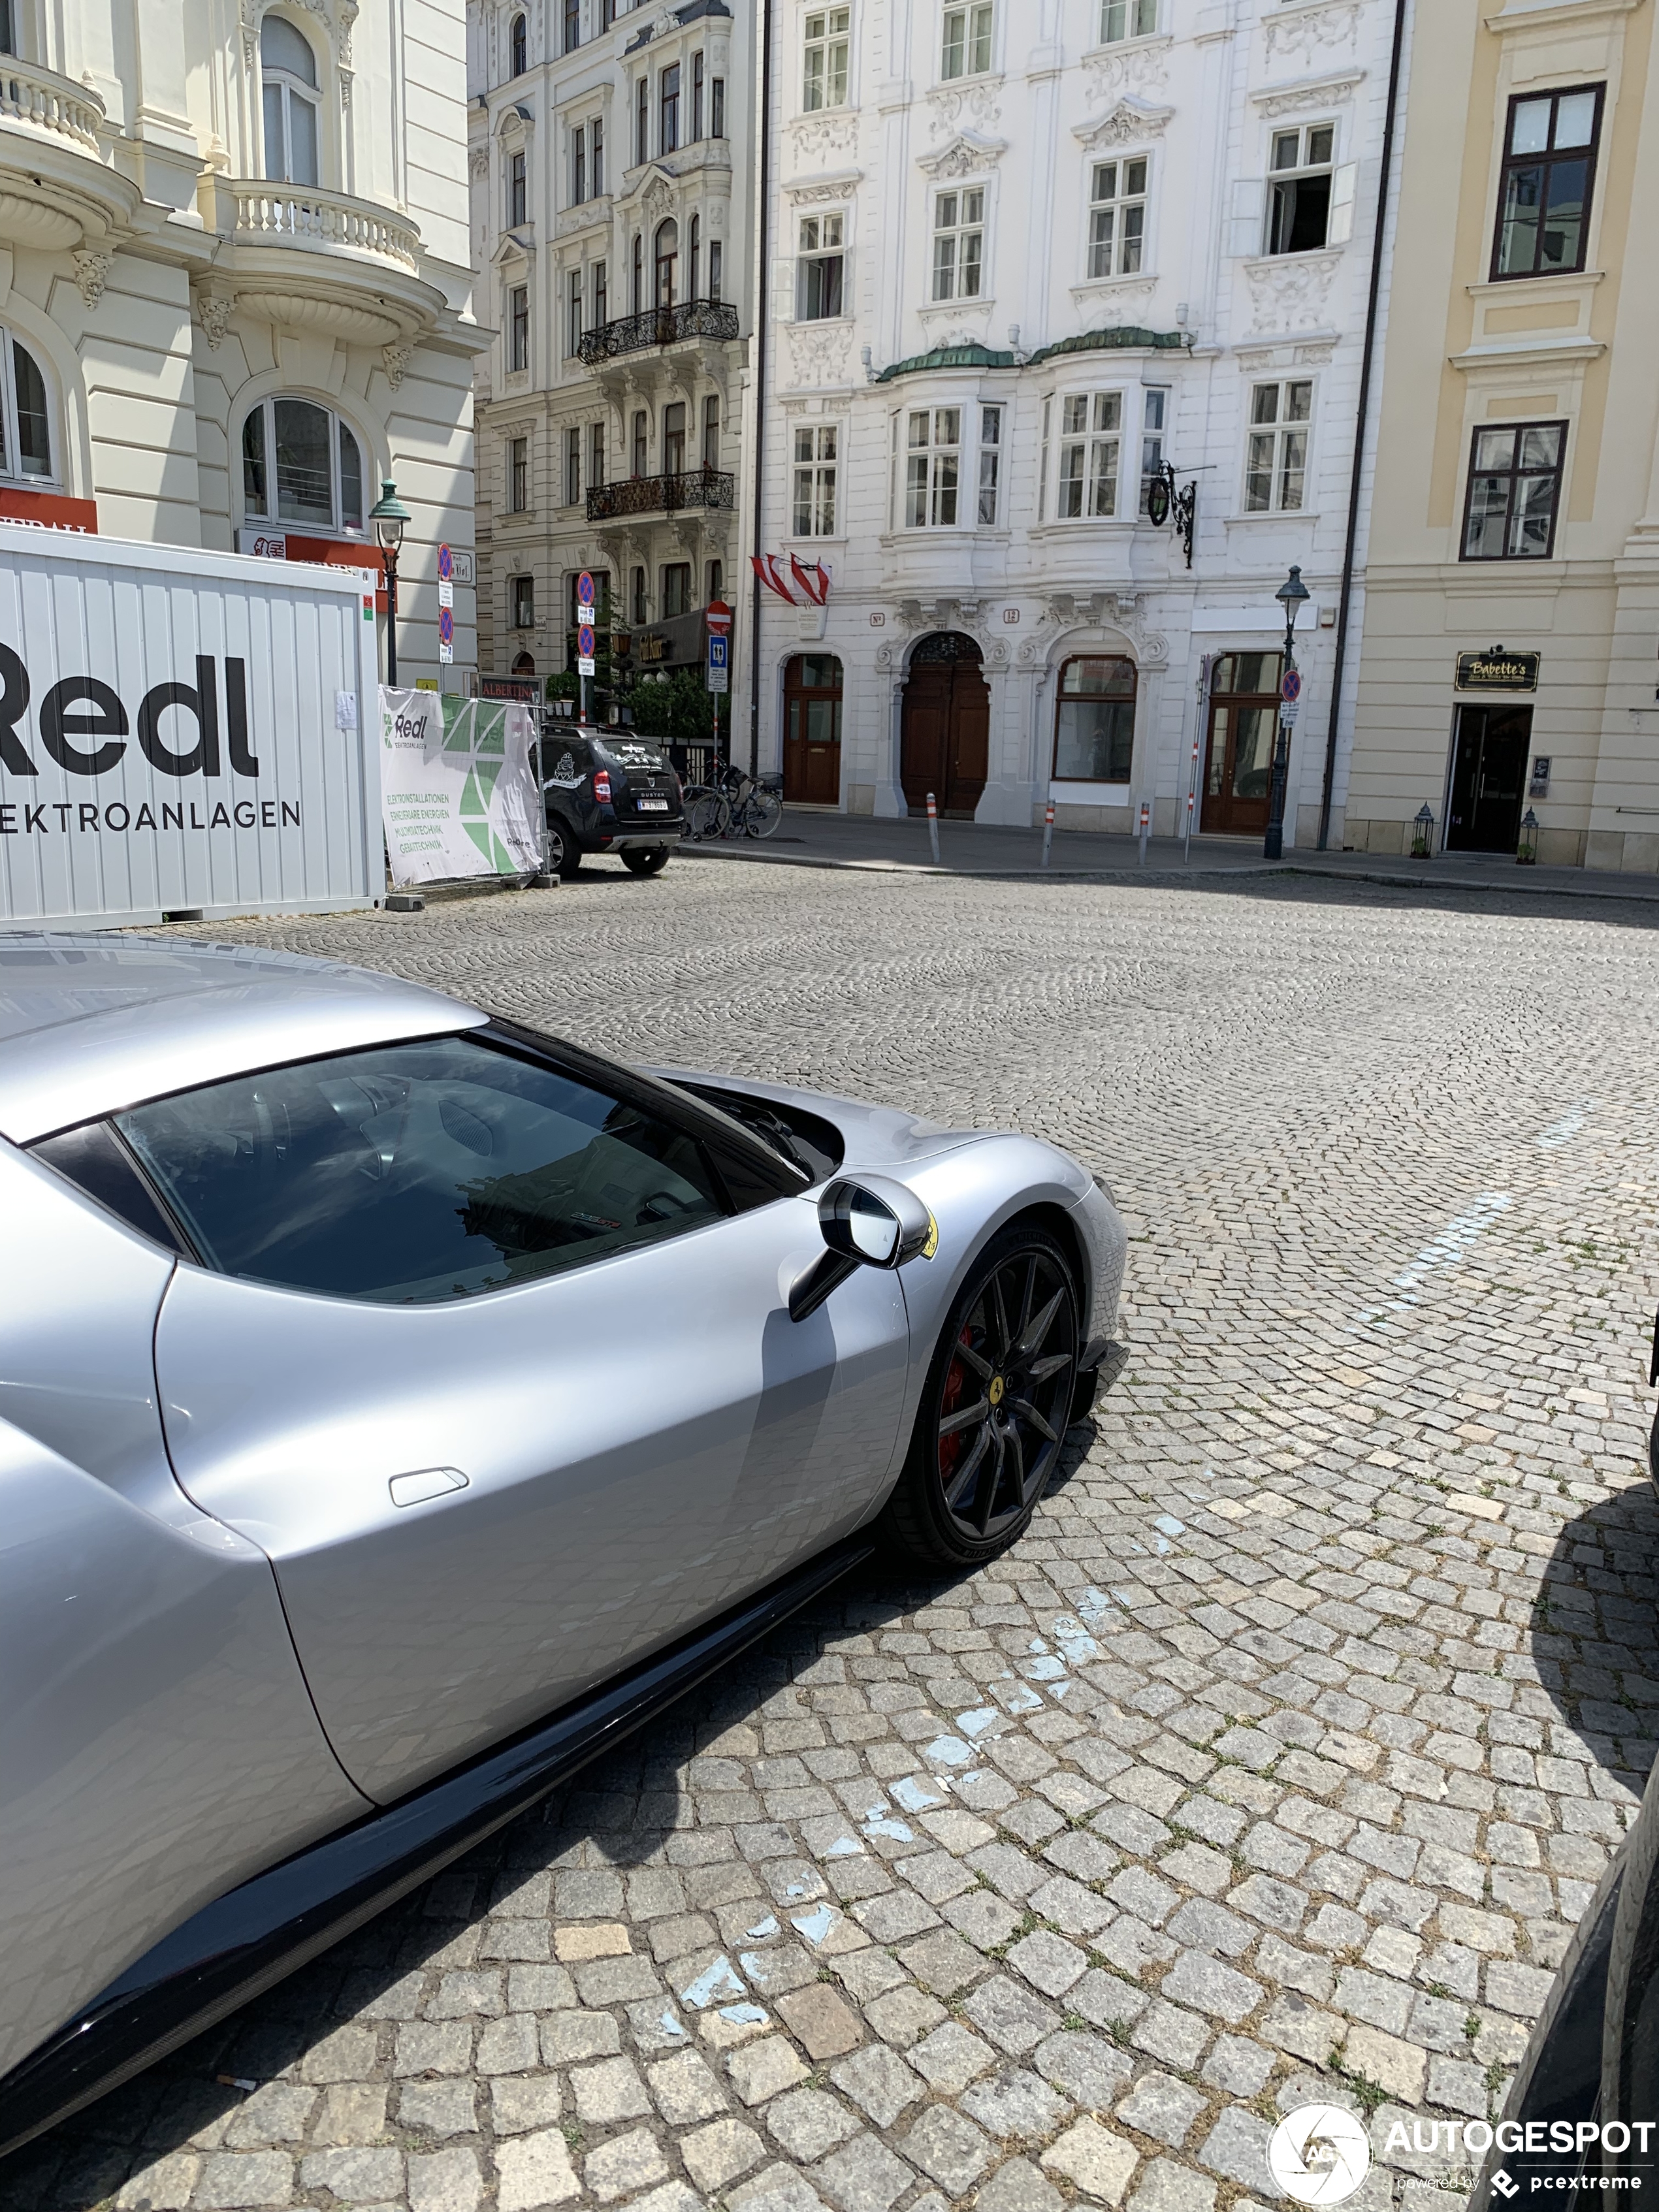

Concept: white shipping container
[[0, 526, 382, 928]]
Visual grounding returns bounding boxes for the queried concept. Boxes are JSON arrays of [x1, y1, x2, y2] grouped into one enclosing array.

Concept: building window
[[261, 16, 321, 188], [242, 398, 364, 533], [509, 283, 529, 371], [711, 76, 725, 137], [794, 424, 839, 535], [567, 269, 583, 355], [509, 148, 528, 225], [1139, 387, 1167, 516], [562, 0, 579, 54], [797, 213, 846, 319], [631, 232, 643, 312], [564, 427, 581, 506], [1492, 86, 1602, 280], [932, 189, 984, 300], [631, 566, 647, 624], [804, 7, 850, 110], [590, 421, 605, 489], [636, 75, 649, 164], [594, 258, 607, 327], [660, 63, 680, 153], [1056, 392, 1121, 518], [662, 563, 692, 617], [509, 10, 526, 75], [692, 51, 705, 139], [1053, 658, 1136, 783], [632, 409, 648, 477], [1038, 395, 1050, 522], [654, 218, 678, 308], [702, 393, 720, 466], [1266, 123, 1335, 255], [592, 116, 604, 195], [705, 560, 724, 603], [600, 0, 615, 25], [1089, 159, 1147, 278], [0, 334, 54, 482], [511, 435, 530, 513], [941, 2, 993, 79], [1100, 0, 1157, 38], [1244, 379, 1311, 511], [905, 407, 960, 527], [709, 238, 724, 300], [690, 213, 701, 298], [0, 0, 16, 56], [978, 405, 1002, 525], [1462, 420, 1566, 560], [663, 400, 686, 476], [572, 126, 585, 206], [510, 573, 535, 628]]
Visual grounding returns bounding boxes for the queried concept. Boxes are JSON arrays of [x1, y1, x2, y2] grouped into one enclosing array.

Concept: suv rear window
[[597, 738, 668, 773]]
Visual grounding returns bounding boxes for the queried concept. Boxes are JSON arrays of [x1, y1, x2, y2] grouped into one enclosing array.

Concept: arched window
[[509, 10, 527, 75], [631, 232, 643, 313], [0, 0, 16, 58], [0, 334, 53, 482], [689, 214, 701, 300], [653, 218, 678, 309], [242, 397, 365, 534], [261, 16, 321, 188]]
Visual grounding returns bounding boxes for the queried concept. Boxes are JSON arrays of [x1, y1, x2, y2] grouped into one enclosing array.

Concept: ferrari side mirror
[[790, 1175, 937, 1322]]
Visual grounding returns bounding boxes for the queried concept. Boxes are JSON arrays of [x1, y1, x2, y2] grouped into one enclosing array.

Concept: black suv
[[539, 728, 683, 878]]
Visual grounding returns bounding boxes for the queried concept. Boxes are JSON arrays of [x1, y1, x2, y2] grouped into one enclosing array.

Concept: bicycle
[[681, 782, 730, 841], [712, 759, 784, 841]]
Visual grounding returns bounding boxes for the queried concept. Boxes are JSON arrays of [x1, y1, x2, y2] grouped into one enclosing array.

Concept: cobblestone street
[[22, 861, 1659, 2212]]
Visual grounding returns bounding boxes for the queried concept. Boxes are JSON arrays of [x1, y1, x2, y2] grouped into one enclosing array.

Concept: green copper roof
[[875, 330, 1189, 381], [1027, 328, 1187, 364], [876, 343, 1016, 383]]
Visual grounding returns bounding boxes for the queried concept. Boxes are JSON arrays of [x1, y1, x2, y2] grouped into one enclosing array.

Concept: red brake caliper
[[938, 1326, 974, 1480]]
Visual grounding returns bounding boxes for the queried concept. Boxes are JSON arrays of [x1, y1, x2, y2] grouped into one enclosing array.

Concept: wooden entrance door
[[900, 633, 990, 818], [782, 654, 843, 805], [1447, 705, 1531, 852], [1200, 651, 1284, 836]]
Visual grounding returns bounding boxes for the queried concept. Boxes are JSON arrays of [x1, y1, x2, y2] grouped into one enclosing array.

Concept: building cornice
[[1483, 0, 1643, 31]]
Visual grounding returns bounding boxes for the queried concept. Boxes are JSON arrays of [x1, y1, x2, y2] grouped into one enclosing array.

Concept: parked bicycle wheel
[[686, 790, 730, 841], [746, 786, 784, 840]]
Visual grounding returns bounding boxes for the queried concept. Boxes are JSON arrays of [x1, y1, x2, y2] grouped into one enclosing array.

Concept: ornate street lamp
[[1263, 564, 1310, 861], [368, 479, 411, 687], [1411, 804, 1434, 859], [1517, 807, 1540, 866]]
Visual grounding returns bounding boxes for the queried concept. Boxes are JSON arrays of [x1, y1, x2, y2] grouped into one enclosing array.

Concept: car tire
[[546, 819, 581, 879], [880, 1223, 1081, 1570], [622, 847, 670, 876]]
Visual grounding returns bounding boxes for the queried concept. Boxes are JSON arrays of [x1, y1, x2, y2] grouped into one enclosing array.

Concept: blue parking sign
[[706, 633, 729, 695]]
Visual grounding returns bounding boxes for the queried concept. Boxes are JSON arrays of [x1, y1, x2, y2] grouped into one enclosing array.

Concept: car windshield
[[115, 1035, 724, 1304]]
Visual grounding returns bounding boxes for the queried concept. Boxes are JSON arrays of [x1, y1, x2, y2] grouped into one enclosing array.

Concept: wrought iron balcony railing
[[577, 298, 740, 367], [587, 467, 737, 523]]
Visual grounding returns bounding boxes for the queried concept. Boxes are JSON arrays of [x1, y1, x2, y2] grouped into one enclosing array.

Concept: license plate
[[637, 798, 669, 811]]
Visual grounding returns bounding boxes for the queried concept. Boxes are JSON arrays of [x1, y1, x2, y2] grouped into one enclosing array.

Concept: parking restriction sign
[[438, 604, 454, 664], [577, 620, 596, 677]]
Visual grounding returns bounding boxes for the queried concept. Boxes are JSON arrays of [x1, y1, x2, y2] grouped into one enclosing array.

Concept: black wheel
[[545, 818, 581, 879], [622, 847, 670, 876], [882, 1225, 1080, 1569]]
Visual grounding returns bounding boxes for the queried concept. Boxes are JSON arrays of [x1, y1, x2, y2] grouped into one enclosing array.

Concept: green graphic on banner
[[381, 689, 542, 888]]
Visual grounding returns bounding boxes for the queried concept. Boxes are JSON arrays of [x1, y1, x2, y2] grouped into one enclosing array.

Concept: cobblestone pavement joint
[[17, 864, 1659, 2212]]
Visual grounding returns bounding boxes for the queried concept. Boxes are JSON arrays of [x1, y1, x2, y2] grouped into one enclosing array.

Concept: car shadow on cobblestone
[[1530, 1475, 1659, 1812]]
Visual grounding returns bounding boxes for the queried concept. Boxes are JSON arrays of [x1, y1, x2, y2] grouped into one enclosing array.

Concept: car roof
[[0, 934, 484, 1143]]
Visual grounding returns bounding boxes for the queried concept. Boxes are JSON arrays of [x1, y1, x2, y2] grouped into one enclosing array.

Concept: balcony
[[587, 466, 736, 523], [208, 178, 443, 350], [229, 182, 422, 271], [0, 57, 138, 249], [577, 298, 740, 368], [0, 57, 103, 152]]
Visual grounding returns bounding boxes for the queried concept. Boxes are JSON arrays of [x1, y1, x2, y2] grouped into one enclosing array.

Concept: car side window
[[113, 1034, 728, 1304], [30, 1120, 194, 1257]]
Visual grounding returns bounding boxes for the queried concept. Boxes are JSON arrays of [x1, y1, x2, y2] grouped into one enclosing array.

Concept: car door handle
[[389, 1467, 470, 1509]]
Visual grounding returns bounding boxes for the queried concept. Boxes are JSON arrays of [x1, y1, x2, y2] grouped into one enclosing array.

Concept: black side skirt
[[0, 1538, 873, 2162]]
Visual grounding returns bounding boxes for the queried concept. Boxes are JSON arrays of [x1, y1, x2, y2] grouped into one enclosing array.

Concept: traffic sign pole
[[577, 570, 596, 724]]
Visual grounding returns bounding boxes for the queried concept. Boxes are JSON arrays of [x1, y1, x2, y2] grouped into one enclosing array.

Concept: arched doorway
[[782, 654, 843, 804], [1201, 651, 1283, 836], [512, 650, 536, 677], [900, 632, 989, 818]]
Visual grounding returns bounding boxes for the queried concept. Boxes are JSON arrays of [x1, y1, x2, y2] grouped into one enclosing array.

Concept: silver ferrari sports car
[[0, 934, 1126, 2159]]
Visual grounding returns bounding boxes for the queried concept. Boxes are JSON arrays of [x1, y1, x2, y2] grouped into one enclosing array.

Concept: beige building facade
[[1344, 0, 1658, 870]]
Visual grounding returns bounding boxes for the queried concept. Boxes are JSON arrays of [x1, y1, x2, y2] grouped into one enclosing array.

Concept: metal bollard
[[926, 790, 941, 867], [1138, 800, 1151, 867], [1184, 788, 1195, 865], [1041, 798, 1055, 870]]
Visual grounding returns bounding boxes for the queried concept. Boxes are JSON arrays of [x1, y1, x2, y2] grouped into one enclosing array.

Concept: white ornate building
[[0, 0, 478, 682], [468, 0, 754, 696], [756, 0, 1406, 841]]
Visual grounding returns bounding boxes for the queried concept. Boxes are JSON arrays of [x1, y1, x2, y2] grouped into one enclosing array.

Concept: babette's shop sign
[[0, 524, 381, 929]]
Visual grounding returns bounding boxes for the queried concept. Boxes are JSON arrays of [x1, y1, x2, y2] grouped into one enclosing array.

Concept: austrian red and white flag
[[750, 553, 797, 604], [790, 556, 831, 606]]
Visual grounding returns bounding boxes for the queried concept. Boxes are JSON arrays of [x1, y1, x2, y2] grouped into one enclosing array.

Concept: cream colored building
[[0, 0, 478, 684], [1344, 0, 1658, 870]]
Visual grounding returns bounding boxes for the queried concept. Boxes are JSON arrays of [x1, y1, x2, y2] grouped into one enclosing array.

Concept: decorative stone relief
[[1074, 98, 1174, 148], [1253, 69, 1364, 118], [195, 289, 235, 348], [1243, 249, 1342, 334], [643, 176, 674, 219], [924, 76, 1003, 137], [788, 111, 859, 166], [1264, 1, 1363, 66], [918, 131, 1007, 180], [1080, 37, 1172, 102], [72, 249, 112, 308], [785, 321, 854, 389], [469, 146, 491, 180], [382, 342, 413, 387], [786, 176, 862, 205], [1074, 280, 1158, 325]]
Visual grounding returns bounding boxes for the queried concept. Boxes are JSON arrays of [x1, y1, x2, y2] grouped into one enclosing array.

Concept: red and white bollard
[[1184, 787, 1195, 863], [926, 790, 941, 867], [1138, 799, 1151, 866], [1041, 797, 1055, 870]]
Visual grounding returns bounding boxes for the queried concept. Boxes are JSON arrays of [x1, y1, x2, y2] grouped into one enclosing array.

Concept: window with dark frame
[[797, 212, 845, 319], [632, 409, 648, 478], [594, 257, 607, 326], [509, 10, 526, 76], [511, 435, 530, 513], [1492, 85, 1603, 280], [1052, 657, 1136, 784], [1266, 122, 1334, 255], [711, 75, 724, 137], [692, 51, 705, 139], [565, 426, 581, 506], [509, 148, 527, 226], [592, 116, 604, 195], [590, 421, 605, 489], [632, 565, 647, 624], [567, 268, 583, 355], [636, 74, 649, 163], [508, 283, 529, 372], [632, 232, 643, 312], [660, 63, 680, 153], [702, 392, 720, 467], [690, 213, 701, 298], [1461, 420, 1567, 561], [709, 239, 723, 300], [662, 400, 686, 476], [562, 0, 579, 54], [662, 562, 692, 618], [510, 573, 535, 628], [572, 126, 585, 206]]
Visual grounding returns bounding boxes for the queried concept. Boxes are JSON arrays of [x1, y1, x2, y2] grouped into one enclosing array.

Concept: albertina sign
[[0, 525, 380, 928]]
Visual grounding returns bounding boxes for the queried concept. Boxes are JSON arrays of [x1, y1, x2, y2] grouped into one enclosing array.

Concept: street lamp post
[[368, 479, 411, 688], [1263, 563, 1311, 861]]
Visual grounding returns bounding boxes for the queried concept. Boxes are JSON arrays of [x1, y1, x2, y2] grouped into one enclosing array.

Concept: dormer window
[[261, 17, 320, 188]]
